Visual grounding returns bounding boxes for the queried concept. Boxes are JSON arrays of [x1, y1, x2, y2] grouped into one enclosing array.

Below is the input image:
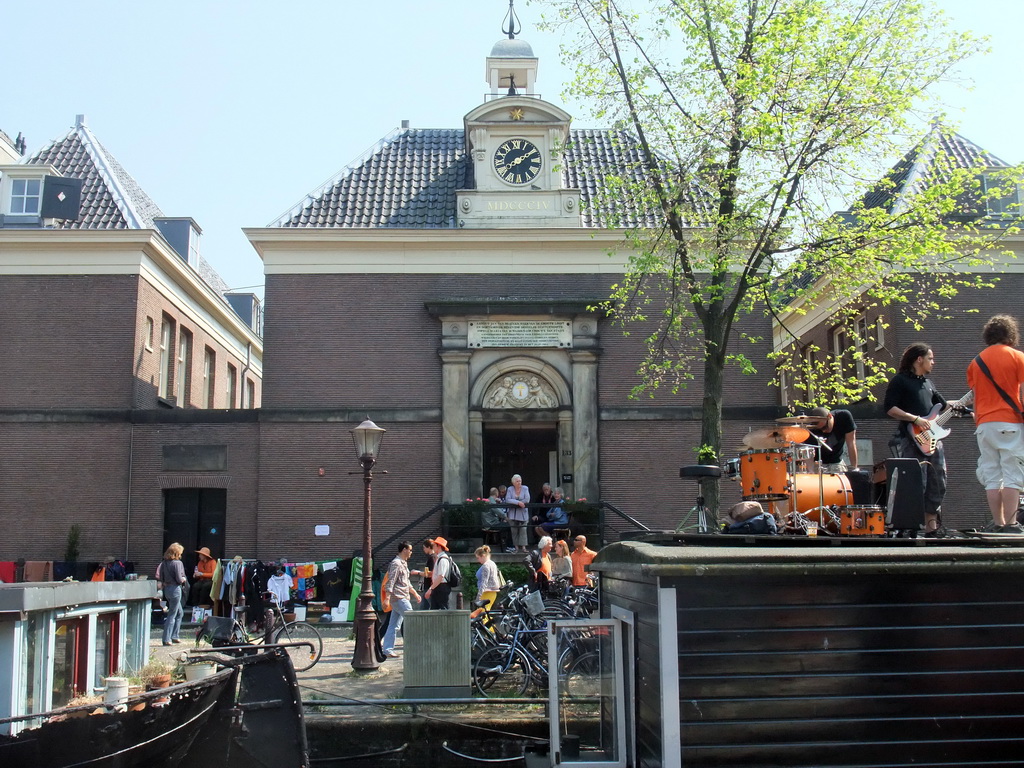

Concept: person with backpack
[[423, 536, 459, 609]]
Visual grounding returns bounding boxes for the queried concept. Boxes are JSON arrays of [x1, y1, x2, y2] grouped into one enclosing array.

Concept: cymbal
[[742, 426, 810, 449], [775, 415, 824, 425]]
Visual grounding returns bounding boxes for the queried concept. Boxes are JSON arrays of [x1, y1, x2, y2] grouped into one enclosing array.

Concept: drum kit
[[725, 415, 881, 536]]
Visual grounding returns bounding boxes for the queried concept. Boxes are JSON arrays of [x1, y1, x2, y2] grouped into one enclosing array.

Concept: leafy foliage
[[540, 0, 1021, 498]]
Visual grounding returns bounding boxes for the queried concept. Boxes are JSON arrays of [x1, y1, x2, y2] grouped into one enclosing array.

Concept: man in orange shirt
[[967, 314, 1024, 533], [570, 535, 596, 587]]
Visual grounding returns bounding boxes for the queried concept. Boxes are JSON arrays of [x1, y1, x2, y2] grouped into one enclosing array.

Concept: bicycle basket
[[523, 589, 545, 617], [197, 616, 236, 645]]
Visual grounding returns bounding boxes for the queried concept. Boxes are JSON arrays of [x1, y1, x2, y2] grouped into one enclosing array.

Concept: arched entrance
[[433, 308, 600, 503]]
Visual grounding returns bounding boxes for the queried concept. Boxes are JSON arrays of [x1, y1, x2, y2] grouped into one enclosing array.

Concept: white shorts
[[975, 421, 1024, 491]]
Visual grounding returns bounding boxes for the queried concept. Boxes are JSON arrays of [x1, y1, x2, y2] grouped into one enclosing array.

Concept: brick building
[[242, 31, 782, 559], [0, 116, 263, 573], [774, 129, 1024, 527]]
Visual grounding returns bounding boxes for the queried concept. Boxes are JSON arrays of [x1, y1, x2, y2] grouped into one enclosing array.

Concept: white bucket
[[183, 663, 217, 681], [104, 676, 129, 705]]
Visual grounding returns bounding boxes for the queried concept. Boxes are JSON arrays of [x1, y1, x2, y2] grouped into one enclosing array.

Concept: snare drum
[[789, 473, 854, 513], [840, 505, 886, 536], [725, 458, 741, 481], [793, 445, 818, 473], [740, 449, 789, 501]]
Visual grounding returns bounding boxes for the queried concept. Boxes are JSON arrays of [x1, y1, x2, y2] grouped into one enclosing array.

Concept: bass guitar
[[910, 392, 973, 456]]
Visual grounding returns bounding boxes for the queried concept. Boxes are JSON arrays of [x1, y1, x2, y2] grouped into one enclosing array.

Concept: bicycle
[[195, 593, 324, 672]]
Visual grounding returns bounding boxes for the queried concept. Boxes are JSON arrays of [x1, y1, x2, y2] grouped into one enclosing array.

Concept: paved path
[[149, 622, 407, 709]]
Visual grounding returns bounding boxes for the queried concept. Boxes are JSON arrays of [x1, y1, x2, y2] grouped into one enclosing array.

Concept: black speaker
[[886, 458, 925, 530]]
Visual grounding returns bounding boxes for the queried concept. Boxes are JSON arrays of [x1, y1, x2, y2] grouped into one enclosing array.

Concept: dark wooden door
[[163, 488, 226, 576]]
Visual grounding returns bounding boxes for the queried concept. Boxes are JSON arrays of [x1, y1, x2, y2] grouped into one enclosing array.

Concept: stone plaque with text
[[467, 320, 572, 348]]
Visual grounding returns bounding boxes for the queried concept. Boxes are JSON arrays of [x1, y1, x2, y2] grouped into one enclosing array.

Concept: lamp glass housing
[[350, 419, 386, 460]]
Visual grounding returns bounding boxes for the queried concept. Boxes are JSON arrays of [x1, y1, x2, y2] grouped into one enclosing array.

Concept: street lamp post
[[350, 418, 386, 671]]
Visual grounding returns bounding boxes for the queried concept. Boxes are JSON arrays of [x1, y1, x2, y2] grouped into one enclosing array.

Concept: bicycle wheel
[[473, 645, 531, 697], [273, 621, 323, 672]]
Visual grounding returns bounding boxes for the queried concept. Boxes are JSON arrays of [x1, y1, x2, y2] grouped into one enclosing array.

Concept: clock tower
[[456, 16, 581, 227]]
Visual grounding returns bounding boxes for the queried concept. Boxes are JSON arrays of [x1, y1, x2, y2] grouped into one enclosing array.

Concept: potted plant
[[567, 498, 600, 538], [133, 656, 176, 691], [443, 500, 486, 551]]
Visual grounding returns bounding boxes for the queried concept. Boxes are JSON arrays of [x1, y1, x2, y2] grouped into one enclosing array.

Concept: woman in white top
[[550, 539, 573, 583], [505, 474, 531, 553], [474, 545, 503, 612]]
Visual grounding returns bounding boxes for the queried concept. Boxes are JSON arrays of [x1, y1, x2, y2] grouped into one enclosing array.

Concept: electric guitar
[[910, 392, 973, 456]]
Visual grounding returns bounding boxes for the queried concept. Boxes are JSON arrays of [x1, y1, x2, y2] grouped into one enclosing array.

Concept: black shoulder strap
[[974, 354, 1023, 417]]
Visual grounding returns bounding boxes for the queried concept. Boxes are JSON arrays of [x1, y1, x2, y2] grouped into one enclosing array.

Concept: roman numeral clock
[[493, 138, 542, 185]]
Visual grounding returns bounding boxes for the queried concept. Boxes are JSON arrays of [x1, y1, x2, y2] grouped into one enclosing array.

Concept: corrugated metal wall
[[673, 567, 1024, 766]]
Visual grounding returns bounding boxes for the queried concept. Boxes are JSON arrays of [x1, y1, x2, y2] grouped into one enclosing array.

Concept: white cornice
[[244, 227, 637, 274], [0, 229, 262, 360], [773, 238, 1024, 351]]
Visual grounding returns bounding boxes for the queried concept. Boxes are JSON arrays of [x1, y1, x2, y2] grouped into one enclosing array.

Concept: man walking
[[381, 541, 419, 657], [423, 537, 453, 610], [967, 315, 1024, 533]]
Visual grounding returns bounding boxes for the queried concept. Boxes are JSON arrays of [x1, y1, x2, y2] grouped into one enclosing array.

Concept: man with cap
[[188, 546, 217, 607], [423, 537, 453, 610], [800, 406, 858, 472]]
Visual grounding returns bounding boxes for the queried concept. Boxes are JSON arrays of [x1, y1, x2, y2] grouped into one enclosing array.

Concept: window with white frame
[[226, 363, 237, 409], [203, 347, 216, 408], [874, 315, 886, 350], [983, 172, 1022, 215], [158, 317, 173, 400], [245, 378, 256, 409], [176, 328, 192, 407], [854, 315, 869, 381], [802, 346, 817, 402], [11, 177, 42, 214]]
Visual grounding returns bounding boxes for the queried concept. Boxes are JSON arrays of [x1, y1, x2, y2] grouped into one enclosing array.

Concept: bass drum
[[739, 449, 790, 501], [789, 473, 853, 514]]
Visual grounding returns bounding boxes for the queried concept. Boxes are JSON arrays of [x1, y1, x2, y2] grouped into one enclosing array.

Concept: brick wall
[[0, 275, 137, 408]]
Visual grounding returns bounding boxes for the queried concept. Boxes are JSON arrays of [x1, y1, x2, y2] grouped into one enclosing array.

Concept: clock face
[[493, 138, 542, 185]]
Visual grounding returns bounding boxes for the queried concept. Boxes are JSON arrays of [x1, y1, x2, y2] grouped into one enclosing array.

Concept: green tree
[[542, 0, 1020, 512]]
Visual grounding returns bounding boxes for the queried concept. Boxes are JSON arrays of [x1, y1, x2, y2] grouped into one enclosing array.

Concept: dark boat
[[0, 647, 308, 768]]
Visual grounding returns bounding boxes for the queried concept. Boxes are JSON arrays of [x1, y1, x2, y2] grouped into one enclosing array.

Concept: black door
[[163, 489, 226, 577], [483, 424, 558, 498]]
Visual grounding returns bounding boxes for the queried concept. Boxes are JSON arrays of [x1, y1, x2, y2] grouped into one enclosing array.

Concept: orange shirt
[[570, 547, 596, 586], [195, 557, 216, 580], [967, 344, 1024, 425]]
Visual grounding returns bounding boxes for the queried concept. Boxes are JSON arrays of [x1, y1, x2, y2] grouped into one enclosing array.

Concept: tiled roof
[[23, 120, 234, 303], [274, 128, 694, 229], [27, 124, 163, 230], [860, 127, 1010, 215]]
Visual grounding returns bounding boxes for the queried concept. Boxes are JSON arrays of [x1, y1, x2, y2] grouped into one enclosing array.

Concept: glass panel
[[93, 613, 119, 689], [550, 619, 624, 765], [52, 619, 81, 707]]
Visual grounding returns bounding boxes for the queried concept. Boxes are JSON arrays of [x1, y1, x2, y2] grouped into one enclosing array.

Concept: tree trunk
[[700, 339, 727, 525]]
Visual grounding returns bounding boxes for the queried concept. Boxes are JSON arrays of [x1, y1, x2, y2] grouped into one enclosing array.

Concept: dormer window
[[11, 178, 41, 214], [982, 172, 1021, 216]]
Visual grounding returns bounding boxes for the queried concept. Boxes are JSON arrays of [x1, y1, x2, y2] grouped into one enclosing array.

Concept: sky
[[4, 0, 1022, 302]]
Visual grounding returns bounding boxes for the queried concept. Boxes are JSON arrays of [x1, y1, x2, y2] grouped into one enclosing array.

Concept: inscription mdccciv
[[467, 320, 572, 348]]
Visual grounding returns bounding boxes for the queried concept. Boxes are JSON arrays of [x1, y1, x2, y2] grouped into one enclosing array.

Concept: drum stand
[[677, 465, 722, 533]]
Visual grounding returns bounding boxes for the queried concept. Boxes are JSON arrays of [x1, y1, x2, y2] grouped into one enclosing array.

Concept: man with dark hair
[[381, 541, 418, 657], [801, 406, 858, 471], [883, 343, 965, 534], [967, 314, 1024, 533]]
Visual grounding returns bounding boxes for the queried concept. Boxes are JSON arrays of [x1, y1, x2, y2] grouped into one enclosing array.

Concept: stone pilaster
[[570, 349, 600, 501], [440, 350, 472, 503]]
